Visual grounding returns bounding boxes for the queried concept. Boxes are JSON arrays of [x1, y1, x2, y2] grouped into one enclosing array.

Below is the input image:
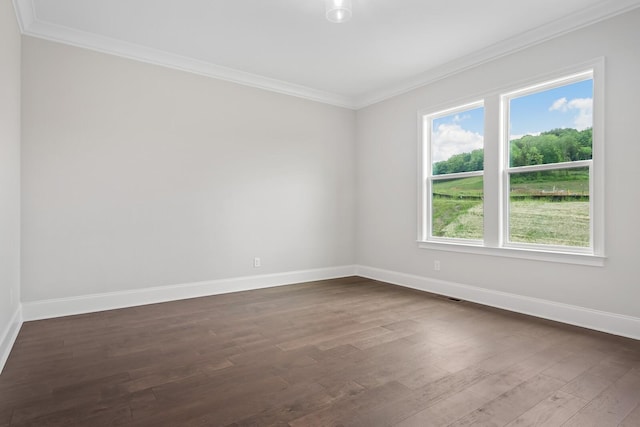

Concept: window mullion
[[483, 94, 501, 248]]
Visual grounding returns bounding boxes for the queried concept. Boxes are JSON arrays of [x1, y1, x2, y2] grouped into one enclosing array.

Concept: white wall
[[0, 0, 22, 366], [21, 37, 356, 302], [356, 9, 640, 319], [16, 8, 640, 330]]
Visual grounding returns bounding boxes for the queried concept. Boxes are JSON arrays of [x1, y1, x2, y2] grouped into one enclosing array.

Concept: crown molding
[[353, 0, 640, 109], [12, 0, 35, 32], [13, 0, 640, 111], [14, 0, 356, 109]]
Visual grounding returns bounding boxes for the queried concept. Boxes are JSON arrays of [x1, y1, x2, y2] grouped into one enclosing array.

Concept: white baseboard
[[22, 265, 357, 321], [0, 306, 23, 374], [356, 265, 640, 341], [10, 263, 637, 375]]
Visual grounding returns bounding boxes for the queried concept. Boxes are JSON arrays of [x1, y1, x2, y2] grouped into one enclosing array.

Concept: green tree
[[434, 128, 591, 174]]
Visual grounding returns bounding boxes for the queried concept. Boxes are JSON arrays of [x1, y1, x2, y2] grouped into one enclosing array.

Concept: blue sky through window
[[510, 79, 593, 139], [430, 79, 593, 165], [431, 106, 484, 164]]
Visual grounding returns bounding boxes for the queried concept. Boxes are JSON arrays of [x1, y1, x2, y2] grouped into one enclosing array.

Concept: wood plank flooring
[[1, 276, 639, 426]]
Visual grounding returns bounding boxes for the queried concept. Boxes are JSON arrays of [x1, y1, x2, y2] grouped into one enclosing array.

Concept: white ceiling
[[13, 0, 640, 108]]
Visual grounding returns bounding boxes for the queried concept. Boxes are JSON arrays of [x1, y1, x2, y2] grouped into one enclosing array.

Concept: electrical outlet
[[254, 257, 261, 268], [434, 260, 441, 271]]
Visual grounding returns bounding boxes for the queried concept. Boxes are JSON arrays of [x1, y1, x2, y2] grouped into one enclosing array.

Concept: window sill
[[417, 240, 606, 267]]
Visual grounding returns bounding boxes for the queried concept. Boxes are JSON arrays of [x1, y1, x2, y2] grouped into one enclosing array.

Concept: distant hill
[[433, 128, 592, 175]]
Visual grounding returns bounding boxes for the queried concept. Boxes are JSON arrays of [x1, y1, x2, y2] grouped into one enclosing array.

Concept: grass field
[[432, 174, 590, 246], [510, 168, 589, 197], [509, 201, 589, 246], [432, 176, 484, 239], [510, 180, 588, 195], [432, 198, 483, 239]]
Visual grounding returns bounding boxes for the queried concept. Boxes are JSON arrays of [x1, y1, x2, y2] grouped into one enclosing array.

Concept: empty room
[[1, 0, 640, 425]]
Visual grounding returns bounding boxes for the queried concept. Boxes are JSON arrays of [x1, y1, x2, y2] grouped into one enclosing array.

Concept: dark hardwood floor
[[1, 276, 639, 426]]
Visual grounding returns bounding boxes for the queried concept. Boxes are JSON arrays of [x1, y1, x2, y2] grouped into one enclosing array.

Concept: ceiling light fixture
[[325, 0, 352, 23]]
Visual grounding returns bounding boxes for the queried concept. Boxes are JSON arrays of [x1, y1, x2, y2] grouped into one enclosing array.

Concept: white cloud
[[432, 123, 483, 163], [452, 114, 470, 124], [549, 97, 568, 112], [549, 97, 593, 130]]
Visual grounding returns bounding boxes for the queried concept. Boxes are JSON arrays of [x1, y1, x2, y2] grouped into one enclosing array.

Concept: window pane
[[432, 176, 483, 239], [432, 106, 484, 175], [509, 79, 593, 167], [509, 167, 589, 247]]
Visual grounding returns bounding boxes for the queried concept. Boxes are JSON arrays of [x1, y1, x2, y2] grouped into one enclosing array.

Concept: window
[[504, 74, 593, 252], [419, 64, 604, 265], [424, 102, 484, 242]]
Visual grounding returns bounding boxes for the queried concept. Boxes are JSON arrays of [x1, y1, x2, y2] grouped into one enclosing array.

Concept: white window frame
[[417, 59, 605, 267], [422, 101, 484, 245]]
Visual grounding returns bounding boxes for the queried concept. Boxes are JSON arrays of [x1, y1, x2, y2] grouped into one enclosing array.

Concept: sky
[[510, 78, 593, 138], [430, 78, 593, 164], [431, 106, 484, 163]]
